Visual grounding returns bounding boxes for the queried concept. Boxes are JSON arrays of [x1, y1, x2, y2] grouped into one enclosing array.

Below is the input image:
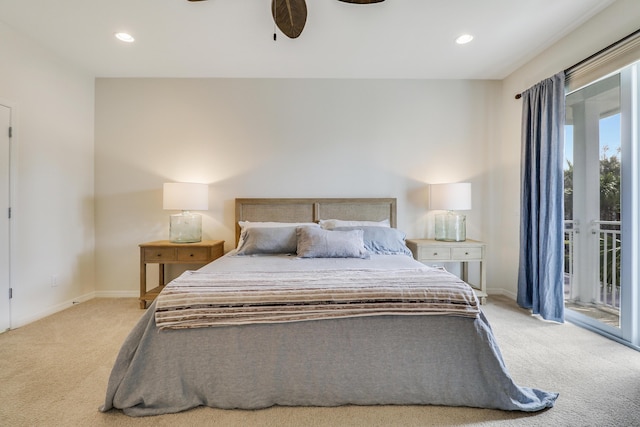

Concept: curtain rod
[[514, 28, 640, 100]]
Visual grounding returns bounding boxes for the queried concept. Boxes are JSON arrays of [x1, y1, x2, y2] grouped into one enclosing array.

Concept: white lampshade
[[163, 183, 209, 211], [429, 183, 472, 211]]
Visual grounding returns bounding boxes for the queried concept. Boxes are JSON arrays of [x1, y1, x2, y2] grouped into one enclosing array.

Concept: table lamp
[[163, 182, 209, 243], [429, 183, 471, 242]]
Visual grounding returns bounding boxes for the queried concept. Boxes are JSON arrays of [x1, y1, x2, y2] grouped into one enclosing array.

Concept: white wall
[[3, 0, 637, 321], [490, 0, 640, 298], [0, 22, 95, 326], [95, 78, 500, 293]]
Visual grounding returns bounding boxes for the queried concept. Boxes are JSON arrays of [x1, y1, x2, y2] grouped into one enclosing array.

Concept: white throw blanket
[[155, 268, 480, 329]]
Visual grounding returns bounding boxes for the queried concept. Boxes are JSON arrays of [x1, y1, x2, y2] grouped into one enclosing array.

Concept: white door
[[0, 104, 10, 332], [564, 62, 640, 348]]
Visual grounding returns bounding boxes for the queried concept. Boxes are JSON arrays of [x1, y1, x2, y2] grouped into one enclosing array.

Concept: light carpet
[[1, 296, 639, 427]]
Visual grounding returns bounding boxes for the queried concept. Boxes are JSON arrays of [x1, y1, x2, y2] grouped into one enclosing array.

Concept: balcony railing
[[564, 220, 621, 312]]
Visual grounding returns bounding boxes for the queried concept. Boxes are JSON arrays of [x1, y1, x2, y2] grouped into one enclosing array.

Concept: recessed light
[[115, 32, 135, 43], [456, 34, 474, 45]]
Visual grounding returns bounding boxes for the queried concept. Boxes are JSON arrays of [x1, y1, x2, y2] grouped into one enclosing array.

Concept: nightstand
[[139, 240, 224, 309], [406, 238, 487, 304]]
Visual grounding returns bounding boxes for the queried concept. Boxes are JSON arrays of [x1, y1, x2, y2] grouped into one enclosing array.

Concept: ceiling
[[0, 0, 616, 79]]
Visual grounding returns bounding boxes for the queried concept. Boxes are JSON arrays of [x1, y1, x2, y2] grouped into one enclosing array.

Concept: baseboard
[[12, 290, 97, 329], [10, 290, 140, 330], [486, 287, 517, 300], [94, 290, 138, 298]]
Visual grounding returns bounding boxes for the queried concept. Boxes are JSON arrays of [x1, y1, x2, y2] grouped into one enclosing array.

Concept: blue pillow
[[236, 226, 299, 255], [333, 226, 412, 256], [296, 227, 369, 259]]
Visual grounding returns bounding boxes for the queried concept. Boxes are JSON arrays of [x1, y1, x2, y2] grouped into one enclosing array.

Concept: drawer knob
[[189, 253, 194, 257], [465, 252, 469, 255], [433, 252, 438, 256], [156, 253, 162, 257]]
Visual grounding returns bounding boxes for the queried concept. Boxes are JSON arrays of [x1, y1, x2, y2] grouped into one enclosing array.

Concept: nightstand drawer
[[418, 247, 451, 261], [451, 247, 483, 260], [144, 247, 175, 262], [177, 247, 210, 262]]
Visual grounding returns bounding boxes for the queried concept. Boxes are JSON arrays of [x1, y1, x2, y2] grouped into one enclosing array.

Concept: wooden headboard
[[235, 198, 397, 245]]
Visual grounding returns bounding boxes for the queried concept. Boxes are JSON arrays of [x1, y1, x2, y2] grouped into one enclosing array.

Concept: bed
[[100, 198, 558, 417]]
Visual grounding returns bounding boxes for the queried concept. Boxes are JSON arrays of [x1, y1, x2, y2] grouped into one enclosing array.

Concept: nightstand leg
[[461, 261, 469, 283], [159, 263, 165, 286]]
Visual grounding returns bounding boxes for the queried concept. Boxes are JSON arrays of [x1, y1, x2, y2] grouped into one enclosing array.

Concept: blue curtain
[[517, 72, 565, 323]]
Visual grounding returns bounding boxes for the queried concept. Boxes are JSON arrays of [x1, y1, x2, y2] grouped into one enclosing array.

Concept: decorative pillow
[[319, 218, 390, 229], [296, 227, 369, 259], [333, 226, 412, 256], [236, 221, 319, 249], [236, 226, 301, 255]]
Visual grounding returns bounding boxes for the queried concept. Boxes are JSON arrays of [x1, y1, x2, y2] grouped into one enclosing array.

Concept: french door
[[564, 62, 640, 348]]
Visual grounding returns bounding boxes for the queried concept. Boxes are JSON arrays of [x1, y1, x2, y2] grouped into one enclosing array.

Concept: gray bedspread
[[100, 304, 557, 416], [100, 254, 558, 416]]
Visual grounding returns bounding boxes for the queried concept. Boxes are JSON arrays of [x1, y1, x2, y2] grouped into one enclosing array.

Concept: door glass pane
[[564, 73, 621, 329], [564, 124, 575, 303], [599, 113, 621, 327]]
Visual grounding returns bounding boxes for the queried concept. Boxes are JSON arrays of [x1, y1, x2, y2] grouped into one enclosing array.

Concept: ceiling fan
[[187, 0, 385, 39]]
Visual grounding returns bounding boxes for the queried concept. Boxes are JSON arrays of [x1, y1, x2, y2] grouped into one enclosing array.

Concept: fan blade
[[338, 0, 385, 3], [272, 0, 307, 39]]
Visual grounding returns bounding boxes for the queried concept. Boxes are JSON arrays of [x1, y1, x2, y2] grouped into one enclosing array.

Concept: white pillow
[[319, 218, 390, 230], [236, 221, 319, 249]]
